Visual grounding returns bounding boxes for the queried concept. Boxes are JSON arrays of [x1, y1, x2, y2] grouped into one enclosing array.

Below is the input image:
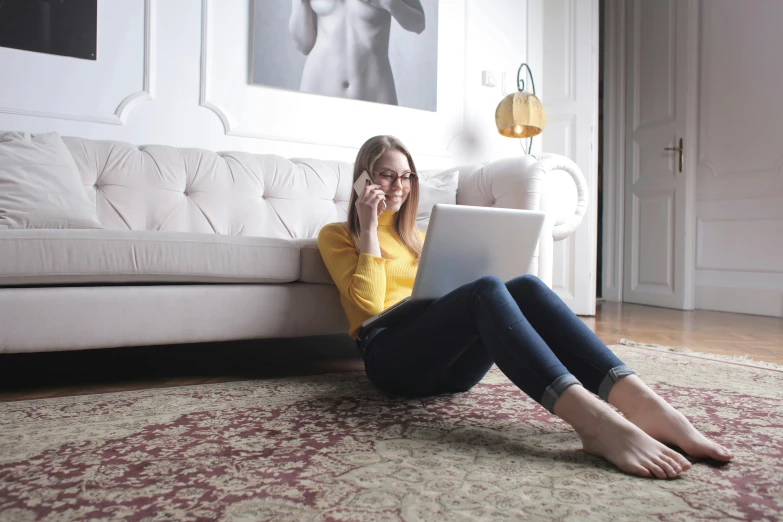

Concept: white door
[[622, 0, 698, 309], [540, 0, 600, 316]]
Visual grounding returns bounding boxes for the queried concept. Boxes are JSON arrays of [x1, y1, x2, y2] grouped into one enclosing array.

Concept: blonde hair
[[346, 135, 423, 261]]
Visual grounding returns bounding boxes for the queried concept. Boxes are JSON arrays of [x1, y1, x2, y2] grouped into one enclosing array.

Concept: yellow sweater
[[317, 211, 423, 339]]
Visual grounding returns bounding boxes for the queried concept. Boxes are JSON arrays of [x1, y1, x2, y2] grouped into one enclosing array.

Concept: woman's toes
[[689, 439, 733, 461], [627, 463, 652, 478], [660, 458, 680, 478], [717, 445, 734, 461], [646, 461, 667, 479], [654, 457, 675, 478], [663, 448, 688, 468], [662, 455, 682, 475], [623, 397, 734, 463]]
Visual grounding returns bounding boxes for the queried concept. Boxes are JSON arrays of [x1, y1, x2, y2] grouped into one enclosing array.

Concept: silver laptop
[[360, 204, 546, 332]]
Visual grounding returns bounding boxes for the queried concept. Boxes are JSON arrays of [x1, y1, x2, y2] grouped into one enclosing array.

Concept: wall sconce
[[495, 63, 546, 154]]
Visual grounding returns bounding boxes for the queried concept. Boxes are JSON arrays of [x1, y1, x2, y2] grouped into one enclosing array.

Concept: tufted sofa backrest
[[63, 137, 462, 239]]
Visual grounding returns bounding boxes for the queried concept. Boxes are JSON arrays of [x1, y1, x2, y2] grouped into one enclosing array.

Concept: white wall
[[0, 0, 530, 171], [694, 0, 783, 317]]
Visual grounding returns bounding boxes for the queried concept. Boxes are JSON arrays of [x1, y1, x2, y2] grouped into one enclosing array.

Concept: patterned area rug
[[1, 344, 782, 521]]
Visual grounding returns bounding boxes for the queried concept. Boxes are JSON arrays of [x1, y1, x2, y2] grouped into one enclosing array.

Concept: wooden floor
[[589, 301, 783, 364], [1, 302, 780, 402]]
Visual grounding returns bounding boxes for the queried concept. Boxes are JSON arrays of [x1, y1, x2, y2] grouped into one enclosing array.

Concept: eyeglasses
[[373, 169, 418, 187]]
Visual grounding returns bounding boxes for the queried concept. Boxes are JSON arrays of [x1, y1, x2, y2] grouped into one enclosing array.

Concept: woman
[[289, 0, 425, 105], [317, 135, 734, 479]]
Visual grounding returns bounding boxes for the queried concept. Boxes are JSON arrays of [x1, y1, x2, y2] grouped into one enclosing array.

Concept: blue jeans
[[359, 275, 634, 414]]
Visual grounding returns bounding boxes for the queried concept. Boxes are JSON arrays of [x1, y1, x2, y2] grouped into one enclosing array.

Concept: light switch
[[481, 71, 498, 87]]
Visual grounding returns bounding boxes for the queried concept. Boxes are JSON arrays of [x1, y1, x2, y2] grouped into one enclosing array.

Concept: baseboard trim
[[695, 286, 783, 318]]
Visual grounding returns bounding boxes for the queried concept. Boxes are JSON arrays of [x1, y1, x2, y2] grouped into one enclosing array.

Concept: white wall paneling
[[0, 0, 535, 169], [694, 0, 783, 317], [115, 0, 156, 123], [0, 0, 153, 125], [539, 0, 599, 315], [547, 112, 577, 299], [698, 219, 783, 273], [543, 0, 575, 105], [697, 197, 783, 273], [552, 233, 575, 298], [697, 1, 783, 182], [544, 116, 576, 161], [694, 286, 783, 318], [695, 196, 783, 317]]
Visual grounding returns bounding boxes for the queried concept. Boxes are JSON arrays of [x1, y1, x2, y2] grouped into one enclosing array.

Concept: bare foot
[[555, 385, 691, 479], [580, 407, 692, 478], [610, 376, 734, 462]]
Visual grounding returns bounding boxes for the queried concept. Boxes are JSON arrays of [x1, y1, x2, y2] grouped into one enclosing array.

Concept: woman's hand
[[356, 180, 385, 257], [357, 0, 425, 33], [356, 180, 387, 230]]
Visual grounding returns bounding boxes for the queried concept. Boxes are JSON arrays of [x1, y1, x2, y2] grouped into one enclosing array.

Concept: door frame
[[601, 0, 699, 308], [601, 0, 626, 302]]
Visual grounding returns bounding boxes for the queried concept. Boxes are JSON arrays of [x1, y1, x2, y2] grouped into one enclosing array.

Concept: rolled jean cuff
[[541, 374, 581, 414], [598, 365, 636, 402]]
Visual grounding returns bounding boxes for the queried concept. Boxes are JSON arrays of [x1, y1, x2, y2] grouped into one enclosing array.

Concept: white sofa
[[0, 135, 587, 354]]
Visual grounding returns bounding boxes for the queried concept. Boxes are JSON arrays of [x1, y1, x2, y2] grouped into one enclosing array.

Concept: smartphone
[[353, 170, 373, 197]]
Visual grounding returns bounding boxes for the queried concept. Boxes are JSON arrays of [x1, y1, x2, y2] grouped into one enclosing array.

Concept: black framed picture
[[0, 0, 97, 60]]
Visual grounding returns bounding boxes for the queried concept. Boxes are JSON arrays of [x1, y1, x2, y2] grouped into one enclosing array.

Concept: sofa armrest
[[456, 154, 588, 238], [536, 154, 589, 241], [456, 155, 543, 210], [455, 153, 589, 287]]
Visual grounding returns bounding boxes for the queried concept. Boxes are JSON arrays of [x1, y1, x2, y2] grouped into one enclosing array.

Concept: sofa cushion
[[416, 166, 462, 231], [62, 137, 353, 239], [58, 136, 466, 239], [291, 238, 333, 285], [0, 132, 103, 230], [0, 230, 299, 286]]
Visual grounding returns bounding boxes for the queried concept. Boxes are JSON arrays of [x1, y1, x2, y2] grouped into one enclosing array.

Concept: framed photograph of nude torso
[[250, 0, 438, 112]]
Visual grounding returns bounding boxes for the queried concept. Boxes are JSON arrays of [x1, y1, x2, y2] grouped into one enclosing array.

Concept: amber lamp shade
[[495, 62, 546, 153], [495, 91, 547, 138]]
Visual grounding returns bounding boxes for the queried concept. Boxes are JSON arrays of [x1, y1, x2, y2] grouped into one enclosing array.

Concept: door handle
[[664, 138, 684, 173]]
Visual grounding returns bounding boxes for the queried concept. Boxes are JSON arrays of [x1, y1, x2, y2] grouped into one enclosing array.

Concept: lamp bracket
[[517, 62, 536, 95], [516, 62, 538, 154]]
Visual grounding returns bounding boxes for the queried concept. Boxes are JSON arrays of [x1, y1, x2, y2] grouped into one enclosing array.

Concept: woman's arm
[[318, 224, 388, 316], [381, 0, 425, 34], [359, 229, 382, 258], [289, 0, 317, 55]]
